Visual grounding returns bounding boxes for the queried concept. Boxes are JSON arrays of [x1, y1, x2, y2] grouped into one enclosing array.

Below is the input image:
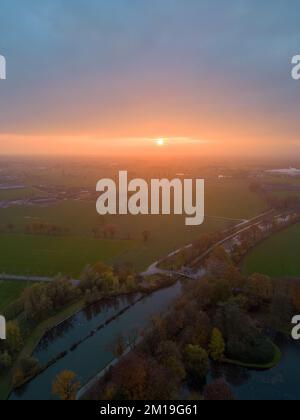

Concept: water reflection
[[210, 363, 251, 387], [35, 318, 76, 353], [33, 293, 142, 365]]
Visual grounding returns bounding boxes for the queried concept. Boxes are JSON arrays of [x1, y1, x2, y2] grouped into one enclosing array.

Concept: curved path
[[0, 274, 53, 283]]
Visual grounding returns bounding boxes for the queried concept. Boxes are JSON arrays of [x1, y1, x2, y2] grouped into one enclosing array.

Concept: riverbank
[[0, 299, 84, 400]]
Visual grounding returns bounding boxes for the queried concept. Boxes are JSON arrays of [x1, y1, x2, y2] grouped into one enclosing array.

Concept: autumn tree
[[246, 273, 273, 302], [80, 263, 120, 303], [290, 281, 300, 312], [206, 246, 232, 278], [269, 289, 293, 331], [209, 328, 225, 362], [142, 230, 151, 243], [179, 309, 211, 348], [223, 265, 244, 289], [155, 340, 186, 382], [0, 351, 12, 371], [125, 275, 136, 291], [93, 262, 113, 277], [5, 321, 23, 355], [103, 224, 118, 239], [114, 262, 135, 284], [185, 345, 209, 380], [52, 370, 81, 401], [101, 272, 119, 292], [193, 234, 213, 254], [22, 277, 77, 321], [111, 353, 148, 400]]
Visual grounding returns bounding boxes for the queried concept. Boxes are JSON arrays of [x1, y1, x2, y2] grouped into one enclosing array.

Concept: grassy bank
[[0, 299, 85, 400], [224, 341, 282, 370]]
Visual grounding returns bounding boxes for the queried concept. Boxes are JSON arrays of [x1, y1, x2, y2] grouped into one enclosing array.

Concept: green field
[[264, 174, 300, 186], [0, 179, 266, 275], [0, 201, 101, 235], [205, 180, 266, 219], [0, 281, 33, 312], [272, 191, 300, 199], [0, 188, 39, 201], [0, 234, 134, 277], [243, 223, 300, 278], [0, 180, 266, 234]]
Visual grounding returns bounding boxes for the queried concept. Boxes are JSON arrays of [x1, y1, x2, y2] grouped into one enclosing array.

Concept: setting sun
[[156, 138, 165, 147]]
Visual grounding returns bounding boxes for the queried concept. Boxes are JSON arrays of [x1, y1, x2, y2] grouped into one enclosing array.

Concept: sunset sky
[[0, 0, 300, 157]]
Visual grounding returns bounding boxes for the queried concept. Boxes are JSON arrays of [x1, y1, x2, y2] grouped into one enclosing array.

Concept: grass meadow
[[243, 223, 300, 278], [0, 179, 266, 275], [0, 235, 134, 277]]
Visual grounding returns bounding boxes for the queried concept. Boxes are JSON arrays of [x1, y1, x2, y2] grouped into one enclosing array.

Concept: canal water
[[10, 282, 183, 400], [32, 293, 143, 366]]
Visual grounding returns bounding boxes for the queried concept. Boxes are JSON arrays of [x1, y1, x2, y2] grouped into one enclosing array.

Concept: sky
[[0, 0, 300, 158]]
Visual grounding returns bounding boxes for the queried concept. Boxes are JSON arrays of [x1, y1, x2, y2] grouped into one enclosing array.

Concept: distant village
[[0, 183, 97, 209], [1, 163, 300, 210]]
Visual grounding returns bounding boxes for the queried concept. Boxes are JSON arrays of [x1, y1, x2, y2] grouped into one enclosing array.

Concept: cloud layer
[[0, 0, 300, 156]]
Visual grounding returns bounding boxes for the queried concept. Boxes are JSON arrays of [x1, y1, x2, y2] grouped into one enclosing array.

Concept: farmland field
[[243, 223, 300, 278], [0, 235, 134, 277], [0, 180, 266, 234], [0, 179, 267, 275], [263, 174, 300, 186], [0, 201, 102, 235], [0, 188, 39, 201], [271, 191, 300, 199]]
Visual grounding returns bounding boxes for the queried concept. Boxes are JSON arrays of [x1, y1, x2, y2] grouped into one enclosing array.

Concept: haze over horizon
[[0, 0, 300, 158]]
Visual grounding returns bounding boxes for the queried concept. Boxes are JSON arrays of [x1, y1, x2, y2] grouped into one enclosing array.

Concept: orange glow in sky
[[1, 2, 299, 159]]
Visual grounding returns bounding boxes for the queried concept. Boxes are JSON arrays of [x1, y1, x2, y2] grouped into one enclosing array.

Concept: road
[[0, 274, 80, 286], [0, 274, 53, 282]]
